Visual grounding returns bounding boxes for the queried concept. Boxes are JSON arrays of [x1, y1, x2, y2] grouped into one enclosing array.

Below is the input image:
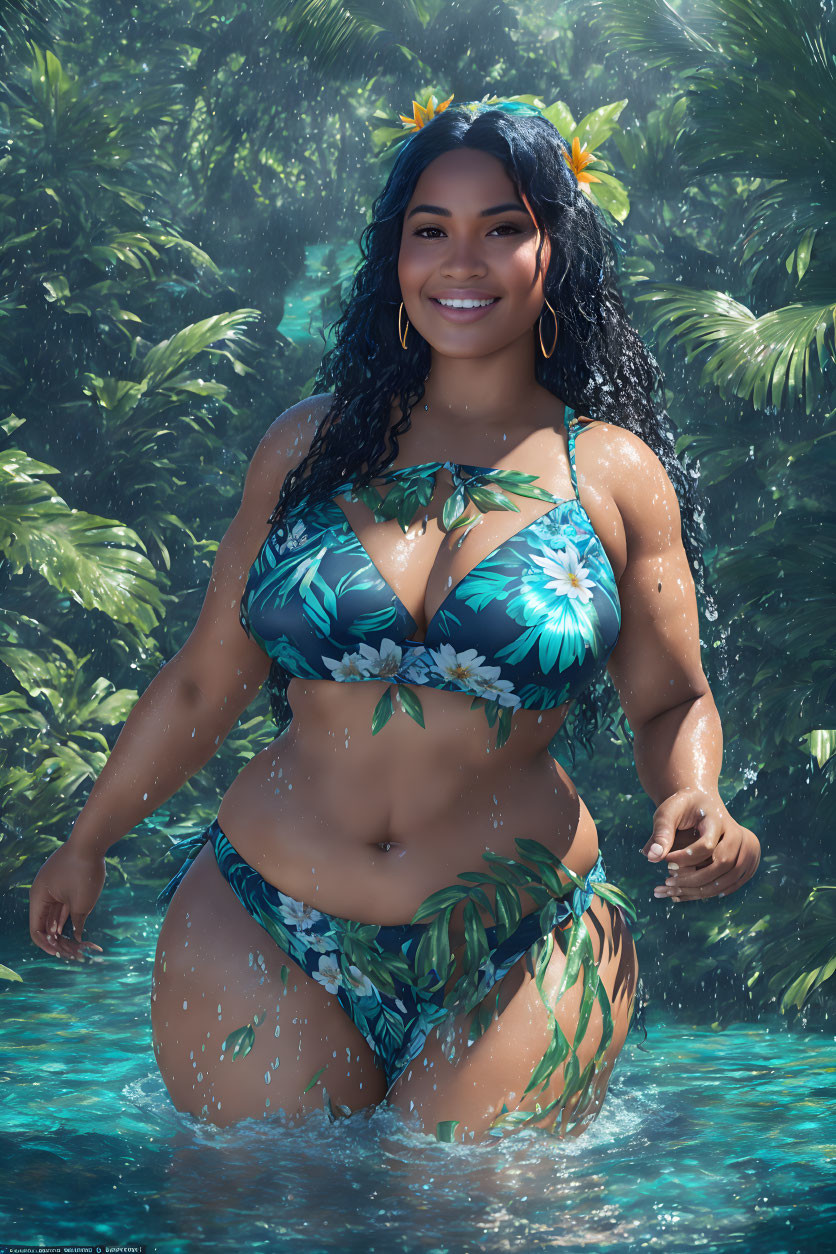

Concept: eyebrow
[[406, 201, 528, 220]]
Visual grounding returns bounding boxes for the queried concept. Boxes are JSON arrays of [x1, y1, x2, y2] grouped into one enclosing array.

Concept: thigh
[[387, 893, 638, 1142], [151, 839, 387, 1127]]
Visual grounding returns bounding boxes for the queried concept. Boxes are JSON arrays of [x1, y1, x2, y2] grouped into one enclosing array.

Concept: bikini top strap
[[562, 405, 581, 502]]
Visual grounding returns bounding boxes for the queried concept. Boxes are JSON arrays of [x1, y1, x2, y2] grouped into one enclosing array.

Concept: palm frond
[[636, 284, 836, 412], [274, 0, 427, 74], [0, 447, 164, 630]]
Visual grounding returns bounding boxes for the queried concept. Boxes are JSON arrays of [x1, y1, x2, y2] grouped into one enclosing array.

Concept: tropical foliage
[[1, 0, 833, 1037]]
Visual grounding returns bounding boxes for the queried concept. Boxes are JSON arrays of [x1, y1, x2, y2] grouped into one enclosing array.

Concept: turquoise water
[[3, 908, 834, 1254]]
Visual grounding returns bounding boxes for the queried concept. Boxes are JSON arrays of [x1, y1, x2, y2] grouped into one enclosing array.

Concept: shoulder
[[573, 416, 682, 552], [240, 392, 335, 514], [247, 391, 335, 480], [259, 391, 336, 462]]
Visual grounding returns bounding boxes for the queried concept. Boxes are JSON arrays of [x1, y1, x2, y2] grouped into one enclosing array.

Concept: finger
[[641, 796, 684, 860], [656, 865, 747, 902], [674, 812, 725, 866], [71, 909, 88, 942], [664, 853, 732, 891], [32, 926, 59, 955], [49, 934, 88, 962], [47, 903, 64, 942]]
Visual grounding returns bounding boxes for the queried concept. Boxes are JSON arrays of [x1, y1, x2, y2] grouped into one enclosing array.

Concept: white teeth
[[435, 297, 497, 308]]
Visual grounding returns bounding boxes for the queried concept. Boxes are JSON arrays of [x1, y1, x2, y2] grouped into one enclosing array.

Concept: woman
[[29, 97, 760, 1142]]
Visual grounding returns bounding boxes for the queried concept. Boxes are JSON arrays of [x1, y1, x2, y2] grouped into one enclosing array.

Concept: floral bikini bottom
[[156, 818, 638, 1136]]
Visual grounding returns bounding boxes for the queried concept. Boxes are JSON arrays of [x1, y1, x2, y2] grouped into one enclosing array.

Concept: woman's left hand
[[639, 787, 761, 902]]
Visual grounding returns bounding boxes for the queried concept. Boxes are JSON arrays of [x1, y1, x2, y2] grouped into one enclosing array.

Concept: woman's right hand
[[29, 841, 107, 962]]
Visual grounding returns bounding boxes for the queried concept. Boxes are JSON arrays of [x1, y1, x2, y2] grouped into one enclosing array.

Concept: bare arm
[[602, 427, 716, 805], [66, 393, 332, 857]]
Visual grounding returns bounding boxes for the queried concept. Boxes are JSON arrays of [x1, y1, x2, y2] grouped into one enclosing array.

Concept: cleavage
[[332, 465, 565, 646]]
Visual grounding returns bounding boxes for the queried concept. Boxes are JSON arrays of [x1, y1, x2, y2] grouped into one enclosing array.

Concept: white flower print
[[530, 541, 595, 603], [354, 638, 404, 679], [312, 954, 343, 994], [470, 673, 521, 710], [427, 643, 506, 689], [342, 964, 379, 1000], [321, 650, 368, 680], [277, 519, 308, 554], [276, 891, 323, 932], [305, 930, 339, 954]]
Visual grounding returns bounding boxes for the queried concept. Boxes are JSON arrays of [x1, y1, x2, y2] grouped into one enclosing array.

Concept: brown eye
[[414, 224, 521, 239]]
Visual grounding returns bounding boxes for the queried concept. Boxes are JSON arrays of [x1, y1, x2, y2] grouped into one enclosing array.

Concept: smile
[[429, 297, 500, 322]]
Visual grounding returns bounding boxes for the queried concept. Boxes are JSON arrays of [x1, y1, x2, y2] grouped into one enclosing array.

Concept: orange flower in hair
[[562, 136, 601, 186], [399, 93, 455, 132]]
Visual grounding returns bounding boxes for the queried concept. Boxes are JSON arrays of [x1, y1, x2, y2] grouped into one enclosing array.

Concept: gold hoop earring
[[538, 298, 558, 359], [398, 300, 410, 349]]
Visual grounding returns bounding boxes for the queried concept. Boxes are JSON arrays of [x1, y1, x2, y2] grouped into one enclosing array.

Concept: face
[[397, 147, 551, 360]]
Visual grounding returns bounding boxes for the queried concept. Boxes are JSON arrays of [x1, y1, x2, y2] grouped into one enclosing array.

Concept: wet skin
[[150, 150, 664, 1138]]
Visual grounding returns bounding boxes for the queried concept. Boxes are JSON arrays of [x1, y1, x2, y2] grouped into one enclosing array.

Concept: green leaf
[[441, 486, 468, 530], [495, 881, 523, 944], [495, 705, 514, 749], [371, 686, 394, 734], [222, 1024, 255, 1060], [466, 483, 521, 514], [396, 683, 425, 727], [481, 851, 533, 885], [0, 450, 163, 631], [515, 837, 560, 867], [804, 729, 836, 768], [556, 917, 595, 1004], [592, 880, 640, 924], [482, 468, 555, 502], [302, 1065, 329, 1093], [415, 904, 455, 991], [523, 1019, 571, 1095], [634, 284, 836, 415], [457, 870, 504, 886], [462, 899, 490, 974], [566, 1058, 599, 1130], [554, 858, 587, 891], [574, 99, 628, 151], [411, 884, 470, 923]]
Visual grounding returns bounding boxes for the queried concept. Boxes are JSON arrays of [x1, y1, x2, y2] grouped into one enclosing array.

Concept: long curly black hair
[[261, 103, 711, 765]]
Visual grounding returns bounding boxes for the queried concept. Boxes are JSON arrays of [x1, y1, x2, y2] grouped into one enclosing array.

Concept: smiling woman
[[31, 97, 759, 1144]]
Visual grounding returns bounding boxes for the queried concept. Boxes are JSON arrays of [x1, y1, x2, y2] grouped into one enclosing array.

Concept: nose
[[438, 234, 490, 278]]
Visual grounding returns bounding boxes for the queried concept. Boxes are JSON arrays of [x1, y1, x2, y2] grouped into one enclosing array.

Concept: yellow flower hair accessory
[[561, 136, 601, 187], [398, 93, 455, 133]]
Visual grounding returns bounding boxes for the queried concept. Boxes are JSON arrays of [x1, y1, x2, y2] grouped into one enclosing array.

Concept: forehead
[[406, 148, 518, 208]]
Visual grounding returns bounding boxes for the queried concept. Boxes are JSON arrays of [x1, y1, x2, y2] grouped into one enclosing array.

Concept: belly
[[216, 679, 600, 924]]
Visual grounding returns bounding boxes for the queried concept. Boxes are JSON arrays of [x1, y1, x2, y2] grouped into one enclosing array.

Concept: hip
[[213, 738, 602, 925]]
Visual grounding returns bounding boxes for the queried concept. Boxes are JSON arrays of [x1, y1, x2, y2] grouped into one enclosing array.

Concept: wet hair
[[261, 104, 711, 764]]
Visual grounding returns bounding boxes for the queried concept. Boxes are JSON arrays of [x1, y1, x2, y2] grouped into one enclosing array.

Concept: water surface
[[3, 910, 834, 1253]]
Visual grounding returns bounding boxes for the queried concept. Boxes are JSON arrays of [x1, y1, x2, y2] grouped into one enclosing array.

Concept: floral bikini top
[[239, 405, 621, 748]]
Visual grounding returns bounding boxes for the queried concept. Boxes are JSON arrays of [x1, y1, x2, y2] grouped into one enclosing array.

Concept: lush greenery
[[1, 0, 833, 1029]]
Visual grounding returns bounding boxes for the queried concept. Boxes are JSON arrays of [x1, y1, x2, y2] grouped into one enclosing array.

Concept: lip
[[429, 295, 500, 324]]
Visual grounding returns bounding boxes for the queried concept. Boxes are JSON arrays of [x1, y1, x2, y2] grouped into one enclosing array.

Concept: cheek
[[398, 239, 425, 289]]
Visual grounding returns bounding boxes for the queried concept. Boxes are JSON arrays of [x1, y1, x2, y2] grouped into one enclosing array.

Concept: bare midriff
[[216, 676, 601, 927]]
